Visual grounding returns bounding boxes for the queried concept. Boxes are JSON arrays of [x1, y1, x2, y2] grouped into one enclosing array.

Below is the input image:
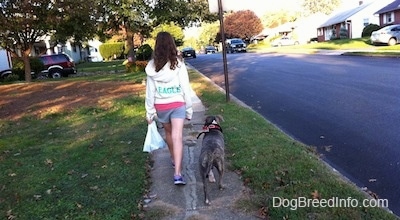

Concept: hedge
[[99, 43, 125, 60]]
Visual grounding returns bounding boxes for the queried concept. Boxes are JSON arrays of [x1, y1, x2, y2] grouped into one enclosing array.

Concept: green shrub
[[11, 57, 44, 80], [362, 24, 380, 37], [99, 43, 125, 61], [136, 44, 153, 61], [1, 74, 19, 82], [30, 57, 45, 74], [339, 28, 348, 39]]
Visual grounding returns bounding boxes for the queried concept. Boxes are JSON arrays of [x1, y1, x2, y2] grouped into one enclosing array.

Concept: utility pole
[[217, 0, 230, 102], [209, 0, 230, 102]]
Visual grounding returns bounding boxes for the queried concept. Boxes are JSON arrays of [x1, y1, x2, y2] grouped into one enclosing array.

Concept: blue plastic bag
[[143, 121, 166, 152]]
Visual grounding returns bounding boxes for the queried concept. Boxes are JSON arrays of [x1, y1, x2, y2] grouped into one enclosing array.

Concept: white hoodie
[[145, 59, 193, 120]]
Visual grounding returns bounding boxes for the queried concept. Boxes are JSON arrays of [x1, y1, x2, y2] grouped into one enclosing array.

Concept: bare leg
[[170, 118, 185, 176], [163, 123, 174, 164]]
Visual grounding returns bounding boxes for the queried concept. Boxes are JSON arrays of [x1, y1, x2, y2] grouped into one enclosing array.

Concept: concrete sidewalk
[[145, 90, 258, 220]]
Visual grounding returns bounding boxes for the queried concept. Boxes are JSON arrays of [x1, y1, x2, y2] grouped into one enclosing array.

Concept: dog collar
[[203, 124, 222, 132], [197, 124, 223, 139]]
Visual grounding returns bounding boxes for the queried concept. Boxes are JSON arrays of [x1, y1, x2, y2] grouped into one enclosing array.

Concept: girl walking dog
[[145, 31, 193, 185]]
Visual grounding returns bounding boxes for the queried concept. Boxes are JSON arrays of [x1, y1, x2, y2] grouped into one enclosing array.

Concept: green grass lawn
[[1, 61, 398, 219], [249, 37, 400, 55], [76, 60, 126, 73]]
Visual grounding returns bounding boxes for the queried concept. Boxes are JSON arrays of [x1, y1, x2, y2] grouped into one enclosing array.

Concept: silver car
[[271, 36, 299, 47], [370, 24, 400, 46]]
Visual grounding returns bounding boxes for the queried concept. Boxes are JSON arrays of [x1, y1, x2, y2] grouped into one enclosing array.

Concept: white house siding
[[318, 0, 394, 40], [347, 0, 391, 38]]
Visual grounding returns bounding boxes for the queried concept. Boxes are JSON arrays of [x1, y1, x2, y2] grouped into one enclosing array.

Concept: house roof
[[375, 0, 400, 14], [318, 1, 373, 27]]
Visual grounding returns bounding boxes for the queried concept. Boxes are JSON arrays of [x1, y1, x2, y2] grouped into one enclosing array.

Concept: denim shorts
[[156, 106, 186, 123]]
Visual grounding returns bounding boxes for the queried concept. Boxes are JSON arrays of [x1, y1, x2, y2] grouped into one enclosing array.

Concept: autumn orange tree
[[223, 10, 263, 40]]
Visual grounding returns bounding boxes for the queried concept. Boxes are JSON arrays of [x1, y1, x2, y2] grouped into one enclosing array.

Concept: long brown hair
[[153, 32, 181, 72]]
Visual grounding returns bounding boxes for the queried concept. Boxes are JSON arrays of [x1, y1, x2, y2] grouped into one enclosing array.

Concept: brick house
[[374, 0, 400, 26], [317, 0, 393, 42]]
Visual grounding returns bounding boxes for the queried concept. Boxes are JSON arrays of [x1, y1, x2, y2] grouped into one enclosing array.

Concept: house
[[374, 0, 400, 26], [32, 37, 103, 62], [317, 0, 394, 42], [254, 13, 328, 44]]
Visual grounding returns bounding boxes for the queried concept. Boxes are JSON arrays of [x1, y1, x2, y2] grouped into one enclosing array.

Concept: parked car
[[0, 49, 12, 79], [271, 36, 299, 47], [39, 53, 77, 78], [226, 38, 247, 53], [205, 45, 217, 54], [370, 24, 400, 46], [181, 47, 196, 58]]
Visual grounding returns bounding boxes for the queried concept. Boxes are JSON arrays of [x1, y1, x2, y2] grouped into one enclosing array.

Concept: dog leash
[[196, 124, 223, 139]]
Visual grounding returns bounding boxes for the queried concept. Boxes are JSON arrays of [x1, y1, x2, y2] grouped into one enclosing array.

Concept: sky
[[187, 0, 364, 38], [208, 0, 365, 17]]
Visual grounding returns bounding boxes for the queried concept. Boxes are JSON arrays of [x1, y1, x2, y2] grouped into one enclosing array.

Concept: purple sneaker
[[174, 175, 186, 185]]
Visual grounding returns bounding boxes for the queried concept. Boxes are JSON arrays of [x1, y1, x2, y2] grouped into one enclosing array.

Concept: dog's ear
[[216, 115, 224, 122]]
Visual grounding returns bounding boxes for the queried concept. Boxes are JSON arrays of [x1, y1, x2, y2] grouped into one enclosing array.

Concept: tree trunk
[[124, 23, 136, 63], [23, 50, 32, 82]]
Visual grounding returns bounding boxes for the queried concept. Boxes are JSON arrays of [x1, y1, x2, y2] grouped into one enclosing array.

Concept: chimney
[[359, 1, 363, 5]]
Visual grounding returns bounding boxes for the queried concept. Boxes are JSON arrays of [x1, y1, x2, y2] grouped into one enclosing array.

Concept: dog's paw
[[205, 199, 211, 205], [219, 184, 225, 190]]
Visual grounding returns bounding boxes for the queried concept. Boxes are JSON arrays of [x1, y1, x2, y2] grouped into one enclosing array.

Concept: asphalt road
[[186, 52, 400, 216]]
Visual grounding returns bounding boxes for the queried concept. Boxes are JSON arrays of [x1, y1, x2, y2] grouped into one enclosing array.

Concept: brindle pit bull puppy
[[197, 115, 225, 205]]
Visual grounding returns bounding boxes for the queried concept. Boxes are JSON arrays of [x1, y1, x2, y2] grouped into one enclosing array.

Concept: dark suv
[[226, 38, 247, 53], [39, 54, 77, 78]]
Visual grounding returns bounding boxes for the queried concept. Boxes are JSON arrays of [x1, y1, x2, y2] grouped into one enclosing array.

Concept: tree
[[302, 0, 342, 15], [52, 1, 100, 44], [97, 0, 217, 62], [0, 0, 100, 82], [261, 9, 299, 28], [98, 0, 151, 62], [150, 0, 218, 28], [149, 22, 184, 48], [224, 10, 263, 40], [199, 22, 219, 46]]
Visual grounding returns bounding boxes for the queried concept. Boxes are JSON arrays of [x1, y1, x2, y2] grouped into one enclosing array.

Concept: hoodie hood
[[145, 59, 181, 83]]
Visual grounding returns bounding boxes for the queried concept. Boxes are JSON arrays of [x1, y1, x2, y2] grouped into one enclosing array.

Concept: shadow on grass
[[0, 96, 150, 219]]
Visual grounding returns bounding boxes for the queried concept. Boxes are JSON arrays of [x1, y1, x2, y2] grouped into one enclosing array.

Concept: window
[[384, 12, 394, 24], [363, 18, 369, 27]]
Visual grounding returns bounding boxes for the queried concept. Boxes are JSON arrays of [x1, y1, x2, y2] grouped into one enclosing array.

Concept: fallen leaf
[[45, 159, 53, 166], [262, 182, 270, 190], [89, 186, 99, 190], [324, 145, 332, 152], [243, 178, 251, 186], [366, 190, 379, 199], [311, 190, 320, 199], [256, 206, 269, 219]]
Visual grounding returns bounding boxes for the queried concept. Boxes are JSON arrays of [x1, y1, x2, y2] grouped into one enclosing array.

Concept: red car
[[39, 53, 77, 78]]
